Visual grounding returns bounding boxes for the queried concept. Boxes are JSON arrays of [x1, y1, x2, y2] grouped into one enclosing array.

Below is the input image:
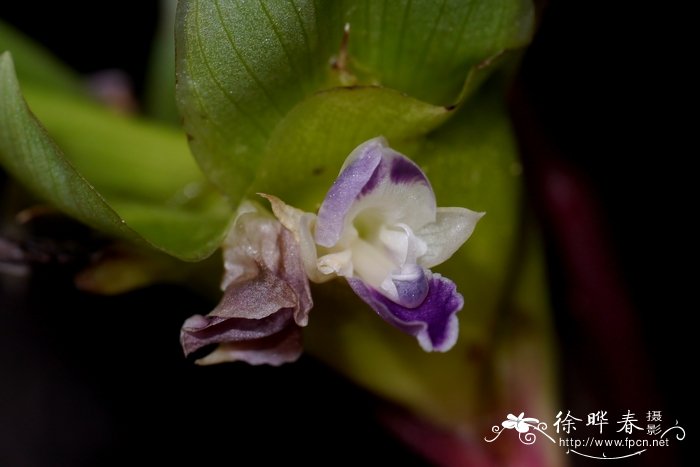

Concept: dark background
[[0, 1, 691, 466]]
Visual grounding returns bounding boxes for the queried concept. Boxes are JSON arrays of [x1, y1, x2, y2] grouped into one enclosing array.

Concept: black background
[[0, 1, 692, 466]]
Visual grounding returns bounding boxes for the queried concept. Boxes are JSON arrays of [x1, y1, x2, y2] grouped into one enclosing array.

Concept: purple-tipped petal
[[348, 272, 463, 352], [315, 137, 436, 248]]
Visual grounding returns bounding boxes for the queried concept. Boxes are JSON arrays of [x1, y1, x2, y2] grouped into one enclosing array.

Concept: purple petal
[[315, 138, 383, 247], [222, 207, 313, 327], [222, 208, 313, 326], [315, 137, 436, 248], [182, 310, 294, 347], [389, 154, 428, 185], [348, 272, 463, 352], [180, 203, 313, 366], [392, 267, 429, 308], [195, 326, 302, 366], [180, 269, 298, 357], [278, 226, 313, 326], [211, 268, 298, 321]]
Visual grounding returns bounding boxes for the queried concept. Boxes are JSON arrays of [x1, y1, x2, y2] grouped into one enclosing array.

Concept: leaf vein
[[411, 0, 448, 75], [289, 0, 314, 82], [194, 1, 269, 137], [214, 0, 284, 116], [394, 0, 413, 76], [257, 0, 308, 96]]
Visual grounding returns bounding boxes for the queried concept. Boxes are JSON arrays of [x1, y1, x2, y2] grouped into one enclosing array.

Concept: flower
[[501, 413, 540, 433], [180, 202, 312, 366], [264, 137, 483, 351]]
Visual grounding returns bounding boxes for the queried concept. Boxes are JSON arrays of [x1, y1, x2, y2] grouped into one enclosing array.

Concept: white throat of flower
[[316, 215, 428, 302]]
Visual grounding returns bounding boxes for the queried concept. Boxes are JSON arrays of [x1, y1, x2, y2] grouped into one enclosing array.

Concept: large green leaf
[[175, 0, 344, 199], [342, 0, 534, 105], [0, 53, 232, 260], [176, 0, 532, 203]]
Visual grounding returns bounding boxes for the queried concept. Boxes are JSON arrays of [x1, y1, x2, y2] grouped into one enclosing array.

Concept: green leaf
[[0, 19, 85, 97], [176, 0, 344, 200], [176, 0, 532, 205], [252, 85, 452, 210], [22, 86, 205, 205], [0, 53, 231, 260], [343, 0, 534, 105]]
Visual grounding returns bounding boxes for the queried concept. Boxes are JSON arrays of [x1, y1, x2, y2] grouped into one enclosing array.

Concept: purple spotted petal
[[348, 272, 463, 352], [315, 137, 436, 248]]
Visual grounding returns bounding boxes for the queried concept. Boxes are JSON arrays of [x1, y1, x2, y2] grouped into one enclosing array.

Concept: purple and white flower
[[180, 202, 312, 366], [264, 137, 483, 352]]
